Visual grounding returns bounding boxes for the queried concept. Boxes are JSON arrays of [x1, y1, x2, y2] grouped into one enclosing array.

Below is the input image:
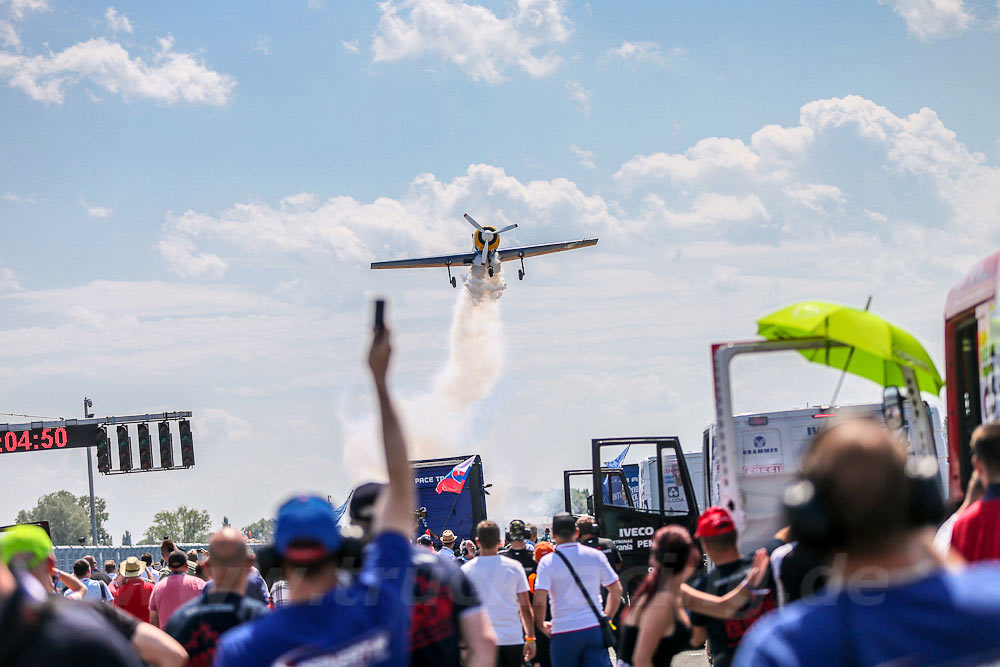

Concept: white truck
[[636, 452, 705, 515], [702, 403, 948, 553]]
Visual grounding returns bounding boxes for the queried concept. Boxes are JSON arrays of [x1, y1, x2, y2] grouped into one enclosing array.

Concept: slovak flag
[[436, 456, 476, 494]]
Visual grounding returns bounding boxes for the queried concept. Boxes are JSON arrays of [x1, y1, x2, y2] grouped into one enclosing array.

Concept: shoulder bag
[[554, 549, 616, 649]]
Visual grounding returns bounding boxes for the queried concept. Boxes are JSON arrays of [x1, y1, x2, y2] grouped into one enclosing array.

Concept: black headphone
[[783, 455, 945, 552]]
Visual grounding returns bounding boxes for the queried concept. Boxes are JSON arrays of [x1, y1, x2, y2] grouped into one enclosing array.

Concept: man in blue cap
[[215, 326, 415, 667]]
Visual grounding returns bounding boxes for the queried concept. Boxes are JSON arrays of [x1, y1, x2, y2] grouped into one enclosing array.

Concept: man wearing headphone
[[735, 419, 1000, 666]]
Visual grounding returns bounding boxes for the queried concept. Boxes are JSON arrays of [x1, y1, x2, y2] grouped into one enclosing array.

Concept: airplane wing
[[497, 238, 598, 262], [370, 252, 477, 270]]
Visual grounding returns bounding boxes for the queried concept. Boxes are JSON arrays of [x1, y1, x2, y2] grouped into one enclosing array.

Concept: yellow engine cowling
[[473, 227, 501, 253]]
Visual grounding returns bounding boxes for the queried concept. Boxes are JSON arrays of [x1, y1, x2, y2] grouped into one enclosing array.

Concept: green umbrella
[[756, 301, 944, 395]]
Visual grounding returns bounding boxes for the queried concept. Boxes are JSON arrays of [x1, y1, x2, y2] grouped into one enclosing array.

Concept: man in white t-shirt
[[533, 513, 621, 667], [463, 520, 536, 667]]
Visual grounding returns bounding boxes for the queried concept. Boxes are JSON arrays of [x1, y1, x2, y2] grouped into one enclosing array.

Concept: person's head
[[800, 419, 913, 556], [274, 495, 341, 586], [186, 549, 199, 563], [205, 527, 250, 593], [73, 558, 91, 579], [160, 539, 176, 560], [416, 535, 434, 551], [550, 513, 578, 544], [119, 556, 146, 580], [167, 549, 188, 572], [533, 541, 554, 563], [628, 526, 700, 615], [83, 555, 98, 573], [971, 423, 1000, 483], [695, 506, 739, 564], [140, 553, 153, 568], [104, 559, 116, 574], [0, 524, 57, 590], [460, 540, 477, 559], [348, 482, 383, 542], [475, 521, 501, 555], [527, 523, 538, 542], [508, 519, 527, 545], [440, 530, 456, 550], [575, 516, 597, 539]]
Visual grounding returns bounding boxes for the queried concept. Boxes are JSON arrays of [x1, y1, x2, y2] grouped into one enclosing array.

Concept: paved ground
[[673, 649, 711, 666]]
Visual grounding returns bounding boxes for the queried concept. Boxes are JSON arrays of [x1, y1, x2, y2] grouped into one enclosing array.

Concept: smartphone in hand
[[374, 299, 385, 332]]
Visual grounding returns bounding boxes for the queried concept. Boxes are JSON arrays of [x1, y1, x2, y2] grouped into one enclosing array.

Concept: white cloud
[[306, 0, 324, 8], [615, 137, 762, 185], [603, 40, 682, 66], [82, 201, 112, 218], [341, 39, 360, 54], [642, 192, 770, 229], [564, 80, 590, 116], [878, 0, 975, 40], [157, 235, 228, 279], [372, 0, 572, 83], [252, 35, 271, 55], [7, 0, 48, 21], [104, 6, 132, 34], [0, 266, 21, 292], [0, 21, 20, 49], [2, 192, 33, 203], [0, 35, 236, 105], [158, 163, 621, 277], [569, 143, 595, 168], [782, 183, 845, 213]]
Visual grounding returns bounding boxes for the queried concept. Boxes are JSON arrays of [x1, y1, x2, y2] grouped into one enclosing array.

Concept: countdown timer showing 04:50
[[0, 425, 99, 455], [4, 427, 68, 452]]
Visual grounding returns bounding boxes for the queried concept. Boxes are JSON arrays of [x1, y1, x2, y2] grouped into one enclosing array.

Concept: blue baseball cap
[[274, 494, 341, 562]]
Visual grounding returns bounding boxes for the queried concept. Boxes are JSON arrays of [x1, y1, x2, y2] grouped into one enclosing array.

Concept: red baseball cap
[[695, 506, 735, 538]]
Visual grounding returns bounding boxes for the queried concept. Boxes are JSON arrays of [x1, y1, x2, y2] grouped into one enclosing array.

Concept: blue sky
[[2, 0, 1000, 542]]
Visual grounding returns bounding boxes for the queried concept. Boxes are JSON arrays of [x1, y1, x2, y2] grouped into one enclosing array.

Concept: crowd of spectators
[[3, 327, 1000, 666]]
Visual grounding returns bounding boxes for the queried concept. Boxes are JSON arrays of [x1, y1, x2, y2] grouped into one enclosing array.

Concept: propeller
[[464, 214, 518, 244]]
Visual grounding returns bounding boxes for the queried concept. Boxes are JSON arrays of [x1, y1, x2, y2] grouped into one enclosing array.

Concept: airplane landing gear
[[446, 263, 457, 288], [488, 266, 494, 277], [518, 253, 525, 281]]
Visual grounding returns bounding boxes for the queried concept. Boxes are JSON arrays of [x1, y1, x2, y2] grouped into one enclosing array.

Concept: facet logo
[[753, 436, 766, 448]]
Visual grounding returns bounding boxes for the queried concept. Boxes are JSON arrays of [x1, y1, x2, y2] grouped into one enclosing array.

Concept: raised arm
[[54, 567, 87, 597], [680, 548, 769, 619], [369, 327, 415, 537]]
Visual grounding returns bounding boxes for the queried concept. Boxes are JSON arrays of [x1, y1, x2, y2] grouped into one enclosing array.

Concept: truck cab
[[562, 437, 701, 583]]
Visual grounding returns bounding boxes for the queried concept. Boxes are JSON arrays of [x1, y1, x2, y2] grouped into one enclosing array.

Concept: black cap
[[416, 535, 433, 546], [552, 512, 576, 533], [349, 482, 385, 523]]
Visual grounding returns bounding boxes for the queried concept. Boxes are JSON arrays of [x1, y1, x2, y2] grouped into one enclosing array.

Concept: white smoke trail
[[340, 265, 506, 480]]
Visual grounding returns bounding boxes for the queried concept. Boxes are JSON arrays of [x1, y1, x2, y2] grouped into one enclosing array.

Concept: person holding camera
[[215, 324, 417, 666], [735, 419, 1000, 666]]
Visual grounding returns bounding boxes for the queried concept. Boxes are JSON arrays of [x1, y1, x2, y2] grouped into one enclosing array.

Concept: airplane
[[370, 213, 599, 287]]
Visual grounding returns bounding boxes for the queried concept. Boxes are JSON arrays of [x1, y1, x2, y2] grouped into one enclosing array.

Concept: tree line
[[12, 490, 275, 546]]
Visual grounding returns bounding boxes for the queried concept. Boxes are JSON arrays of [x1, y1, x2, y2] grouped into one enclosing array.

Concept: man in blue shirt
[[735, 420, 1000, 666], [215, 326, 416, 667]]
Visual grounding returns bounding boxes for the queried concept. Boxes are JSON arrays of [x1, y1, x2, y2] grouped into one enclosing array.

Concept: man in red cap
[[688, 507, 777, 667]]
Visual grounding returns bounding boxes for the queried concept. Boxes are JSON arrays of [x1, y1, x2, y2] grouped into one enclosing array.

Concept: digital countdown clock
[[0, 424, 100, 456]]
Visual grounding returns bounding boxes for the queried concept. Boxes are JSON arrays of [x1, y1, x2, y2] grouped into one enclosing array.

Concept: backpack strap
[[554, 549, 605, 624]]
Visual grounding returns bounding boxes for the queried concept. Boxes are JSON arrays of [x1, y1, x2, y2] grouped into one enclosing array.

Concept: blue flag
[[602, 445, 630, 504], [332, 491, 353, 526]]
